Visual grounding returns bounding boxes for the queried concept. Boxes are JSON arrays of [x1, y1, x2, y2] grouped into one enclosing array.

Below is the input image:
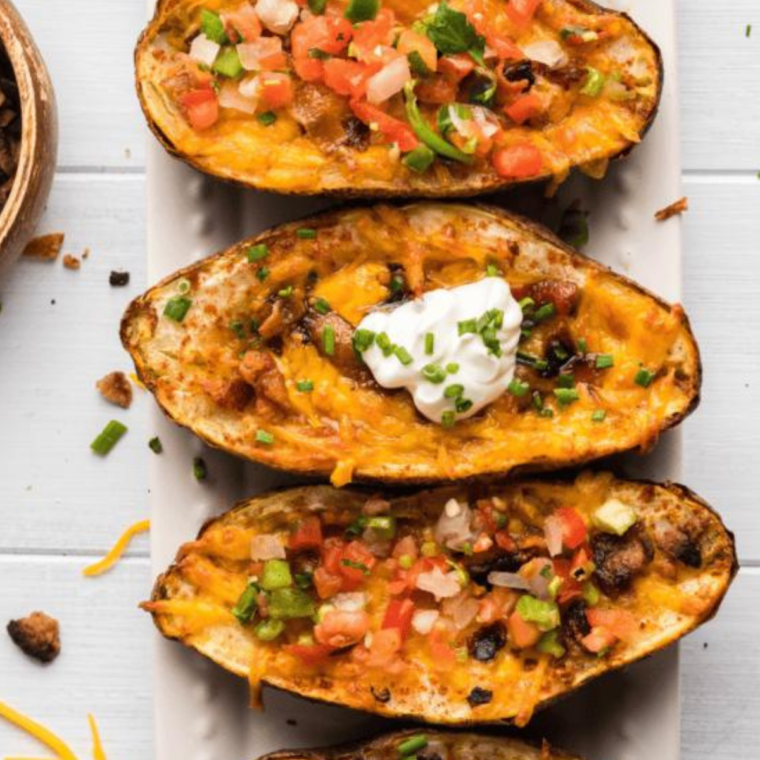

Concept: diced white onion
[[487, 571, 532, 590], [448, 104, 477, 139], [472, 106, 500, 138], [255, 0, 299, 35], [331, 592, 367, 612], [522, 39, 568, 68], [237, 37, 283, 71], [442, 592, 480, 630], [435, 498, 476, 550], [239, 75, 261, 99], [544, 514, 564, 557], [218, 80, 258, 114], [250, 533, 285, 560], [412, 609, 440, 635], [189, 34, 221, 67], [367, 56, 412, 105], [416, 567, 462, 601], [527, 558, 554, 600]]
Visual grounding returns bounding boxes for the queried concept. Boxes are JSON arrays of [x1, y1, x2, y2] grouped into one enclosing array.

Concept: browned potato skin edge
[[146, 478, 737, 725], [120, 203, 702, 486], [256, 729, 582, 760], [134, 0, 664, 199]]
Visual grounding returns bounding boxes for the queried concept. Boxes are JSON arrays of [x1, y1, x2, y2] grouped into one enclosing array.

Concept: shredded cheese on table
[[82, 520, 150, 577], [87, 715, 106, 760], [0, 698, 77, 760]]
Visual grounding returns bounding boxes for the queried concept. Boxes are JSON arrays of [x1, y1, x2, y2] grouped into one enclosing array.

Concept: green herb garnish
[[256, 429, 274, 445], [91, 421, 128, 456], [247, 243, 269, 262]]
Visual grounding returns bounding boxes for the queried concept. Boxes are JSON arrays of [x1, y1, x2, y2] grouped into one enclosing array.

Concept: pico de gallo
[[148, 0, 660, 183]]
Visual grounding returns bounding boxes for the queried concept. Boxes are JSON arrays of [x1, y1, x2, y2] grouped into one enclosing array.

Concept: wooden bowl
[[0, 0, 57, 278]]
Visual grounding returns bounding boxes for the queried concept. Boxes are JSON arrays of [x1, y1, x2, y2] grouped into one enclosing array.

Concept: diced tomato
[[322, 538, 346, 576], [488, 35, 524, 61], [259, 72, 294, 109], [492, 143, 543, 179], [505, 92, 543, 125], [438, 54, 475, 82], [314, 609, 370, 648], [415, 75, 459, 105], [352, 8, 396, 62], [552, 558, 583, 604], [405, 556, 447, 592], [349, 100, 419, 151], [466, 2, 523, 60], [586, 608, 638, 643], [290, 516, 323, 551], [428, 628, 456, 666], [397, 29, 438, 73], [495, 530, 517, 552], [179, 87, 219, 131], [294, 56, 325, 82], [581, 626, 618, 654], [223, 5, 262, 43], [570, 545, 593, 578], [556, 508, 588, 550], [506, 0, 542, 27], [314, 567, 343, 599], [382, 598, 415, 639], [291, 15, 353, 59], [472, 533, 494, 553], [392, 535, 419, 561], [365, 627, 402, 668], [477, 589, 518, 624], [323, 59, 379, 99], [338, 540, 377, 584], [507, 610, 542, 648], [259, 51, 288, 71], [283, 643, 335, 666]]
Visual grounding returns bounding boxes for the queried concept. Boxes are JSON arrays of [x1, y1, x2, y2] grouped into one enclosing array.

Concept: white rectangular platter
[[147, 2, 684, 759]]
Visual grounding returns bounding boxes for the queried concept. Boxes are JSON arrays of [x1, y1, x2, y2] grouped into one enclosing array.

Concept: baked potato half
[[144, 472, 737, 726], [256, 730, 580, 760], [135, 0, 662, 196], [122, 203, 700, 486]]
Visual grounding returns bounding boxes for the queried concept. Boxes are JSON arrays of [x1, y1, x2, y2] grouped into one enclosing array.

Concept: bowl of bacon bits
[[0, 0, 57, 278]]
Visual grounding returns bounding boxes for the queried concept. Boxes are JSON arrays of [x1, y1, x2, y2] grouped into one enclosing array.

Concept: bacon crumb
[[22, 233, 64, 260], [63, 254, 81, 270], [96, 371, 133, 409], [655, 197, 689, 222], [7, 612, 61, 664]]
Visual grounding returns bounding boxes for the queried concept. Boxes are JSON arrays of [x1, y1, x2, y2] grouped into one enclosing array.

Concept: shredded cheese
[[0, 698, 78, 760], [87, 715, 107, 760], [83, 520, 150, 577]]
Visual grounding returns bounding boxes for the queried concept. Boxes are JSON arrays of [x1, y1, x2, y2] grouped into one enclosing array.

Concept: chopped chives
[[455, 397, 473, 413], [376, 332, 393, 356], [297, 228, 317, 240], [635, 367, 655, 387], [517, 351, 549, 371], [296, 380, 314, 392], [352, 328, 376, 353], [163, 296, 192, 322], [256, 266, 270, 282], [441, 411, 456, 428], [458, 319, 478, 335], [557, 373, 575, 389], [313, 297, 331, 314], [532, 390, 544, 411], [398, 735, 429, 757], [322, 325, 335, 356], [425, 332, 435, 355], [390, 274, 405, 293], [446, 362, 459, 374], [486, 263, 501, 277], [394, 346, 414, 366], [230, 320, 245, 339], [596, 354, 614, 369], [592, 409, 607, 422], [747, 23, 752, 37], [91, 420, 128, 456], [278, 285, 294, 298], [444, 384, 464, 399], [577, 337, 588, 353], [256, 429, 275, 445], [539, 407, 555, 418], [554, 388, 580, 406], [519, 297, 535, 312], [422, 363, 447, 384], [533, 303, 557, 323], [177, 278, 191, 295], [257, 111, 277, 126], [250, 318, 260, 334], [148, 436, 163, 454], [508, 379, 530, 397], [193, 457, 207, 481], [247, 243, 268, 262]]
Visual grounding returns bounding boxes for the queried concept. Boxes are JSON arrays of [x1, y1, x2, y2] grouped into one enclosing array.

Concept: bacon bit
[[83, 519, 150, 577], [96, 371, 133, 409], [655, 196, 689, 222], [82, 247, 91, 260], [22, 232, 65, 260], [7, 611, 60, 663], [63, 254, 81, 270]]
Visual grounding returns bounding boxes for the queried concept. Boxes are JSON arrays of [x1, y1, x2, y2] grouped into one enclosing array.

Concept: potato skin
[[121, 202, 701, 486], [145, 473, 737, 726], [134, 0, 663, 198]]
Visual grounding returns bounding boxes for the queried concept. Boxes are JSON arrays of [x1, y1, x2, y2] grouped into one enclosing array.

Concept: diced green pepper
[[201, 9, 227, 44], [366, 515, 397, 540], [213, 47, 243, 79], [163, 296, 192, 322], [582, 581, 601, 606], [232, 584, 259, 624], [268, 588, 316, 619], [254, 618, 285, 641], [260, 559, 293, 591], [592, 498, 638, 536], [537, 630, 566, 658], [402, 144, 436, 173], [516, 595, 560, 632], [580, 66, 605, 97], [398, 734, 429, 757]]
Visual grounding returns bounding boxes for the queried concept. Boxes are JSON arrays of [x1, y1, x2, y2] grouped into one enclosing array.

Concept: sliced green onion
[[425, 332, 435, 355], [422, 363, 447, 384], [148, 436, 163, 454], [441, 410, 456, 428], [557, 373, 575, 389], [519, 296, 535, 312], [247, 243, 269, 262], [254, 618, 285, 641], [352, 328, 376, 353], [296, 380, 314, 392], [592, 409, 607, 422], [256, 266, 270, 282], [232, 584, 259, 624], [390, 274, 405, 293], [539, 407, 555, 418], [91, 420, 128, 456], [177, 278, 191, 295], [308, 0, 327, 14], [580, 66, 605, 97], [398, 734, 429, 757], [257, 111, 277, 126], [458, 318, 478, 335], [446, 362, 459, 374], [402, 144, 436, 173], [297, 228, 317, 240], [376, 332, 393, 356], [554, 388, 580, 406], [313, 297, 331, 314], [596, 354, 614, 369], [394, 346, 414, 366], [278, 285, 294, 298], [486, 263, 501, 277], [444, 384, 464, 399], [345, 0, 380, 22], [508, 379, 530, 397], [256, 429, 275, 445], [455, 397, 473, 413], [577, 337, 588, 353], [635, 367, 656, 387], [193, 457, 207, 481], [163, 296, 192, 322], [366, 515, 397, 540], [322, 325, 336, 356], [532, 303, 557, 323]]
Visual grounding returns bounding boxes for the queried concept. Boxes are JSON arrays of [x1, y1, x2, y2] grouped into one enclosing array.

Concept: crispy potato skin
[[135, 0, 663, 198], [145, 473, 737, 725], [121, 203, 701, 486], [258, 729, 581, 760]]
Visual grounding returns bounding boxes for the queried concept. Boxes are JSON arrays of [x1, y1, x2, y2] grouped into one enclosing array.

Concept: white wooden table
[[0, 1, 758, 757]]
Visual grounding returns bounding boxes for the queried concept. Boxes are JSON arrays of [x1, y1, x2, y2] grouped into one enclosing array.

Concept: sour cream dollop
[[355, 278, 523, 424]]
